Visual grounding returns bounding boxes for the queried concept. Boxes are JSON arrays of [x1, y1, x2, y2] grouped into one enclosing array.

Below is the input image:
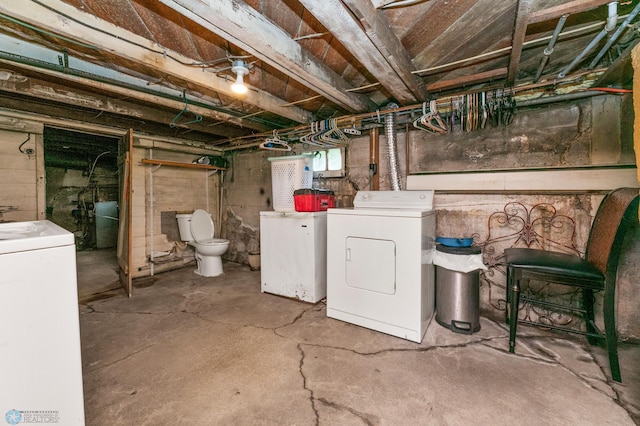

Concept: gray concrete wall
[[222, 94, 640, 339], [221, 150, 273, 265]]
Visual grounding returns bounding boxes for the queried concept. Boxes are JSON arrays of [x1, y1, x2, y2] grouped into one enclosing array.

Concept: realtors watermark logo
[[5, 410, 59, 424], [5, 410, 21, 425]]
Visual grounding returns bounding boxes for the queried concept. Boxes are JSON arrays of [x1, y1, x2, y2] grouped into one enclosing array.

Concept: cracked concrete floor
[[79, 262, 640, 425]]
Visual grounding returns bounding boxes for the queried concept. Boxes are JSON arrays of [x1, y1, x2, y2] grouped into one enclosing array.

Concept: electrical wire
[[27, 0, 213, 67], [588, 87, 633, 93], [379, 0, 427, 9], [0, 11, 99, 50], [87, 151, 111, 183], [11, 0, 632, 144], [17, 134, 31, 154], [11, 1, 286, 126]]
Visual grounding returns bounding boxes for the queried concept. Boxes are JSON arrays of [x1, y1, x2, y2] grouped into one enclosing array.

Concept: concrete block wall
[[0, 126, 42, 222], [221, 94, 639, 339]]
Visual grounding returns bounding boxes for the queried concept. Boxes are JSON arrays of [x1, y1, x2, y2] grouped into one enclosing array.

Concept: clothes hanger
[[260, 130, 291, 151]]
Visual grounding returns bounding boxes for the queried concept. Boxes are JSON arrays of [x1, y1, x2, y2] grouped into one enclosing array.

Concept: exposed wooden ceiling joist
[[299, 0, 426, 105], [529, 0, 615, 24], [0, 0, 313, 124], [507, 0, 533, 86], [158, 0, 374, 113], [0, 61, 267, 136], [0, 0, 635, 149], [426, 68, 508, 92]]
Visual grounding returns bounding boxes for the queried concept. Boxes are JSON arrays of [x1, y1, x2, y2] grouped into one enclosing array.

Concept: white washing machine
[[0, 220, 85, 425], [326, 191, 436, 343]]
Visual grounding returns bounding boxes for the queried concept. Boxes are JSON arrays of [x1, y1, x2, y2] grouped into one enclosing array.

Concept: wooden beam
[[140, 158, 226, 170], [158, 0, 373, 113], [529, 0, 613, 24], [301, 0, 426, 104], [0, 65, 253, 138], [426, 68, 508, 92], [507, 0, 533, 86], [412, 0, 514, 69], [0, 0, 313, 124], [0, 60, 269, 134]]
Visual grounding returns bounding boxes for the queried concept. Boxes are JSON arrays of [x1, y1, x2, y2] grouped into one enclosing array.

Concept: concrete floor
[[77, 260, 640, 425], [76, 248, 119, 302]]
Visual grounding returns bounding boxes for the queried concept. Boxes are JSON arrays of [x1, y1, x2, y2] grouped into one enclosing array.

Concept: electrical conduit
[[534, 14, 568, 83], [588, 1, 640, 70], [558, 2, 618, 78]]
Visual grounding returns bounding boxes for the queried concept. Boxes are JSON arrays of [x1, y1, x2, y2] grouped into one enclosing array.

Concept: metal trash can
[[435, 245, 481, 334]]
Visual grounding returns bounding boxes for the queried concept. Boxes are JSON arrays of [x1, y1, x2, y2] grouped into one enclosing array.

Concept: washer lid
[[190, 209, 214, 242]]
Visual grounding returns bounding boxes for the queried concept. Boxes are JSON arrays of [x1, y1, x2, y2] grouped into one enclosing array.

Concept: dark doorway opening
[[43, 126, 122, 299]]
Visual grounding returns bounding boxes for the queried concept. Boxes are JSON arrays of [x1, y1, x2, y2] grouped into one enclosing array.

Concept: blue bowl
[[436, 237, 473, 247]]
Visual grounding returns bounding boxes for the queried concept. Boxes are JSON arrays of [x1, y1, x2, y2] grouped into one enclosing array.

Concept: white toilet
[[176, 209, 229, 277]]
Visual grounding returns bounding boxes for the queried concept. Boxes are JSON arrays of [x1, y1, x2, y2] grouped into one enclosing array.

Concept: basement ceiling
[[0, 0, 637, 151]]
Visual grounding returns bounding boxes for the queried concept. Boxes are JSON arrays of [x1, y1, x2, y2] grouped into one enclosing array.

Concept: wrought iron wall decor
[[477, 201, 587, 330]]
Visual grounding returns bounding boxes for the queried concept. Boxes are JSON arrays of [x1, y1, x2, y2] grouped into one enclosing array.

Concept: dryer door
[[345, 237, 396, 295]]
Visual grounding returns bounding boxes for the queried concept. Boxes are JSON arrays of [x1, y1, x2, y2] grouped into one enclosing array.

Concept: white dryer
[[326, 190, 436, 343]]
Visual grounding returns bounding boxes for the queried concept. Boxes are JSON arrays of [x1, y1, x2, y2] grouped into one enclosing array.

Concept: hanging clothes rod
[[216, 67, 608, 151]]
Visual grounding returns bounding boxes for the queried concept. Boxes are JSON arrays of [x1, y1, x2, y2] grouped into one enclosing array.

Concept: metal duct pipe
[[44, 156, 89, 170], [558, 29, 608, 78], [588, 1, 640, 70], [384, 103, 402, 191], [534, 14, 568, 83], [515, 90, 607, 108], [558, 2, 619, 78]]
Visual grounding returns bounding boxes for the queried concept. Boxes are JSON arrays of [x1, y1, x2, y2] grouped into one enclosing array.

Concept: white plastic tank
[[176, 213, 194, 241]]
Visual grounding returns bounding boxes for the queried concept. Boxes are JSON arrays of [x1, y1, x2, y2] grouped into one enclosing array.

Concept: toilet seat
[[190, 209, 214, 242], [195, 238, 228, 246]]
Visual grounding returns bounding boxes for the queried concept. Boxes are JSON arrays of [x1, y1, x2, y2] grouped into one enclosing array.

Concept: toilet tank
[[176, 213, 193, 241]]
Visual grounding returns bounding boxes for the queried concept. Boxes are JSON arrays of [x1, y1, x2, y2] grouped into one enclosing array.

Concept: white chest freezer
[[260, 211, 327, 303]]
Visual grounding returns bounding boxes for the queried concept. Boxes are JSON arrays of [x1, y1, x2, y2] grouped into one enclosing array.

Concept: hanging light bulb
[[231, 60, 249, 94], [231, 73, 247, 94]]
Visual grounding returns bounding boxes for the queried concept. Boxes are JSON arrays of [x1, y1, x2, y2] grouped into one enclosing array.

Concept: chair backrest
[[585, 187, 639, 275]]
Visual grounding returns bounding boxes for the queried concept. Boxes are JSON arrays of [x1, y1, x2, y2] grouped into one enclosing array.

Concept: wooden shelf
[[140, 158, 226, 171]]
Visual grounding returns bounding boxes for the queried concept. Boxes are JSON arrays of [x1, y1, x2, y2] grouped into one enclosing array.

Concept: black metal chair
[[504, 187, 639, 382]]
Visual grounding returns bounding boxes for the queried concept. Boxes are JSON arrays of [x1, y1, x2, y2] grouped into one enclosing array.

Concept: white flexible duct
[[384, 103, 402, 191]]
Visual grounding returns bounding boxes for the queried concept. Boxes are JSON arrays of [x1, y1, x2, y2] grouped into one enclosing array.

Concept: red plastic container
[[294, 189, 335, 212]]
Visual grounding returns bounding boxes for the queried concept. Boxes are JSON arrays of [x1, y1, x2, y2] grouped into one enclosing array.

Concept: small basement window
[[311, 147, 345, 178]]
